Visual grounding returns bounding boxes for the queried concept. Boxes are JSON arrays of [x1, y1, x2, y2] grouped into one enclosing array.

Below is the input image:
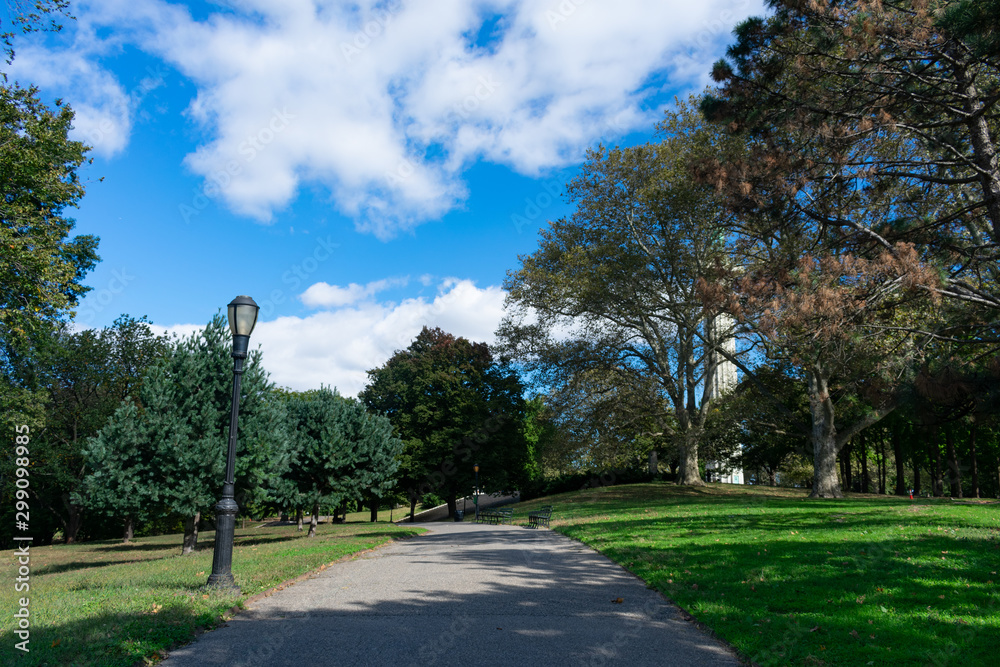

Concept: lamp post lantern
[[473, 462, 480, 521], [206, 295, 259, 592]]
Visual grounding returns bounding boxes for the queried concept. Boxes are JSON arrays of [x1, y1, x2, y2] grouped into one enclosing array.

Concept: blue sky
[[11, 0, 764, 394]]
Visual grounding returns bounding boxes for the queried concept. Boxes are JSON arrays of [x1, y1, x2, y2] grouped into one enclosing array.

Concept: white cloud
[[256, 278, 507, 395], [37, 0, 764, 234], [155, 278, 508, 397], [299, 277, 408, 308], [5, 42, 164, 157]]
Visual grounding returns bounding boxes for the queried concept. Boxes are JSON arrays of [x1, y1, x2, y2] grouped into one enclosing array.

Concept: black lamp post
[[206, 295, 259, 592], [474, 462, 480, 521]]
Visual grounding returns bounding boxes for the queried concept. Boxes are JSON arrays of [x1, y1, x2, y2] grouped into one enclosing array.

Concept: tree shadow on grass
[[34, 531, 401, 576], [555, 516, 1000, 666], [0, 526, 713, 666]]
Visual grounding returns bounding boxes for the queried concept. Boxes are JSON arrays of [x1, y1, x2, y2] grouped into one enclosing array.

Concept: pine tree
[[278, 388, 403, 535], [79, 314, 289, 552], [77, 399, 163, 542]]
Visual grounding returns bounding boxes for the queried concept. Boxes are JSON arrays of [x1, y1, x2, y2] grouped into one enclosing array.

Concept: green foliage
[[938, 0, 1000, 57], [0, 83, 99, 436], [78, 315, 290, 544], [0, 317, 168, 547], [0, 84, 98, 347], [0, 0, 72, 64], [707, 363, 811, 485], [75, 400, 161, 535], [694, 0, 1000, 494], [275, 387, 403, 518], [361, 326, 530, 507], [522, 395, 554, 479], [499, 97, 739, 485]]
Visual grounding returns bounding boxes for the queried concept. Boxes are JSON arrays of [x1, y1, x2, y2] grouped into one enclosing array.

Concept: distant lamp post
[[474, 462, 480, 521], [207, 295, 259, 592]]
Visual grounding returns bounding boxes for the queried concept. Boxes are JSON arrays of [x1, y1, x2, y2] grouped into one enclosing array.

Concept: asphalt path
[[161, 522, 740, 666]]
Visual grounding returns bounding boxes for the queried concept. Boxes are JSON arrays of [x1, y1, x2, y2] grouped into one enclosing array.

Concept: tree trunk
[[308, 501, 319, 537], [812, 432, 842, 498], [957, 62, 1000, 244], [648, 449, 658, 476], [879, 432, 887, 494], [808, 367, 844, 498], [123, 515, 134, 543], [62, 493, 83, 544], [369, 494, 379, 522], [945, 425, 962, 498], [893, 421, 906, 496], [929, 430, 944, 496], [859, 432, 869, 493], [970, 417, 981, 498], [296, 507, 304, 531], [677, 431, 705, 485], [446, 494, 457, 519], [409, 493, 417, 522], [995, 451, 1000, 499], [182, 511, 200, 555], [767, 467, 776, 487], [842, 440, 853, 491]]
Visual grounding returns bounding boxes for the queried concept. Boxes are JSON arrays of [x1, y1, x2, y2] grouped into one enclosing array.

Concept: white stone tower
[[705, 312, 742, 484]]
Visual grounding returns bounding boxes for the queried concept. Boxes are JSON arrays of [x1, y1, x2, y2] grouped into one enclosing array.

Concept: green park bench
[[527, 505, 553, 528], [477, 507, 513, 525]]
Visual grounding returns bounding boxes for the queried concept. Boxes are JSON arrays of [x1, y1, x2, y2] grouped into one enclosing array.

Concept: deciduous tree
[[499, 100, 740, 485], [361, 327, 529, 519]]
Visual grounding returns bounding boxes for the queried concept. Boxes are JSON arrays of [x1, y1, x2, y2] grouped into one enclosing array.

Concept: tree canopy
[[499, 98, 740, 485], [361, 326, 530, 519]]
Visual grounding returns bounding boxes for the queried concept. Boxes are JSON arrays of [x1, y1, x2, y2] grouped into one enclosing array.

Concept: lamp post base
[[205, 572, 240, 594]]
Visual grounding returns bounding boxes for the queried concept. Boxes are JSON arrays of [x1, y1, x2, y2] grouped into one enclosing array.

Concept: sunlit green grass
[[517, 483, 1000, 666], [1, 521, 424, 666]]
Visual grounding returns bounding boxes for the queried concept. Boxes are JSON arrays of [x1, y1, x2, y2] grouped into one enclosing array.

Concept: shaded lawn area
[[517, 483, 1000, 666], [1, 521, 424, 667]]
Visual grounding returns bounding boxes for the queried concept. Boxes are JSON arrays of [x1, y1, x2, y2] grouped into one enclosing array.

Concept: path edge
[[150, 528, 427, 666]]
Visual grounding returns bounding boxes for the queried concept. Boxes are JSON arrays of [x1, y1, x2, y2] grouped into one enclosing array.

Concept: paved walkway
[[161, 523, 740, 666]]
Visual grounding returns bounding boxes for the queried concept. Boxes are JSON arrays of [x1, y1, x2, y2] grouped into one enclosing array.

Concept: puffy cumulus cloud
[[160, 278, 506, 396], [299, 277, 409, 308], [5, 42, 166, 157], [54, 0, 762, 233]]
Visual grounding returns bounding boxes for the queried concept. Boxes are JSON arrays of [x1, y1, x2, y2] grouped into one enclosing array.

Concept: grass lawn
[[515, 483, 999, 666], [1, 521, 424, 667]]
